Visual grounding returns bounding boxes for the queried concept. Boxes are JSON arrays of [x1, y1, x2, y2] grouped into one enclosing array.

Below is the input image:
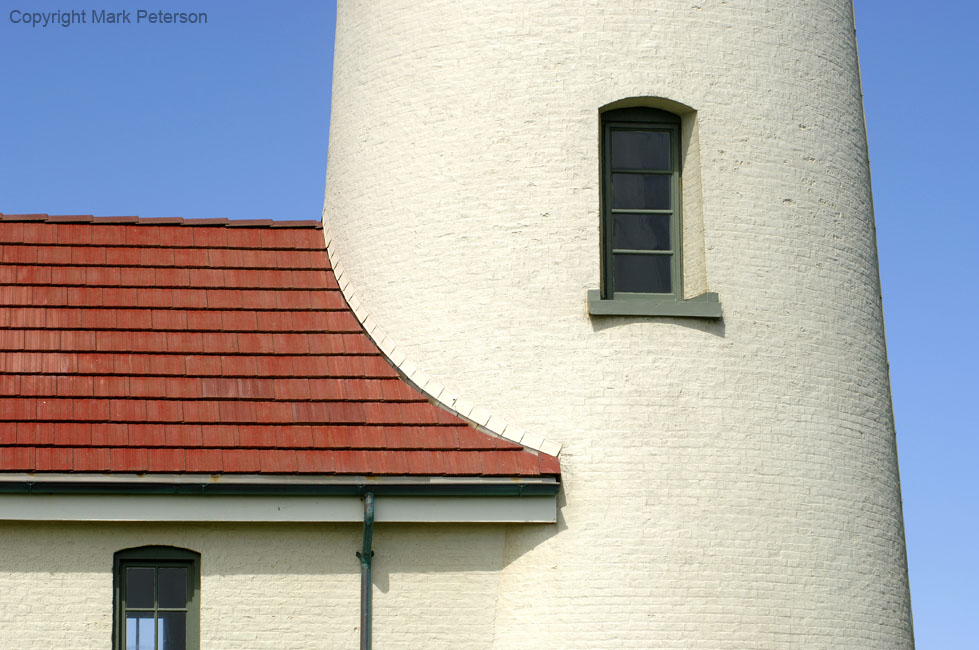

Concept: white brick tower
[[324, 1, 915, 648]]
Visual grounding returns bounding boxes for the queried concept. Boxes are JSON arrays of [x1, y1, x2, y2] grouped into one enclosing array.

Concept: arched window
[[113, 546, 200, 650], [601, 107, 682, 297], [589, 105, 721, 317]]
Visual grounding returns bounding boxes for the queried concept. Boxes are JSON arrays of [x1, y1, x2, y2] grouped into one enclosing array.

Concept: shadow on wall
[[0, 516, 563, 581], [0, 522, 362, 576], [371, 503, 564, 593], [589, 314, 726, 337]]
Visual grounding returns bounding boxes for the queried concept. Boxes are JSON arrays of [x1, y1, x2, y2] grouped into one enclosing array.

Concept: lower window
[[114, 546, 200, 650]]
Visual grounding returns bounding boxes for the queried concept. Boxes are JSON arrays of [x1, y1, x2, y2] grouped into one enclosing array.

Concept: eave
[[0, 473, 559, 523]]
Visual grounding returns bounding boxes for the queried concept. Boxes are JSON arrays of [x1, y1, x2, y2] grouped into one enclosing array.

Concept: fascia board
[[0, 494, 557, 524], [0, 473, 559, 497]]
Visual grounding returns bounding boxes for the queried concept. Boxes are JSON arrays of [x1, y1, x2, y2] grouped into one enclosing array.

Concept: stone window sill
[[587, 290, 722, 318]]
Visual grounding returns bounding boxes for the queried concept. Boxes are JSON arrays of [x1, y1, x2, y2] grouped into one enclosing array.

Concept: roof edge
[[319, 218, 563, 458], [0, 472, 559, 497], [0, 213, 322, 228]]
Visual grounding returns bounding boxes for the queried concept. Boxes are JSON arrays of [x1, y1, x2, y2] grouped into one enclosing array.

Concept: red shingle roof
[[0, 214, 560, 479]]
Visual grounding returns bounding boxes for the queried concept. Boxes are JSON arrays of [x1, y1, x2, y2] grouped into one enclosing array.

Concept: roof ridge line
[[0, 213, 322, 229], [320, 217, 562, 458]]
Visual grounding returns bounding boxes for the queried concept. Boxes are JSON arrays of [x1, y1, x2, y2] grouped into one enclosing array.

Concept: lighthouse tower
[[324, 1, 915, 648]]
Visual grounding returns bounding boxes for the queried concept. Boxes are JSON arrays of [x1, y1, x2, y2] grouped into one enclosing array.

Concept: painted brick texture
[[325, 0, 914, 649], [0, 522, 506, 650]]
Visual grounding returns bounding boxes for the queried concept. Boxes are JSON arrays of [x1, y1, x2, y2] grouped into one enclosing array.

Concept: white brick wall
[[323, 0, 915, 648], [0, 522, 508, 649]]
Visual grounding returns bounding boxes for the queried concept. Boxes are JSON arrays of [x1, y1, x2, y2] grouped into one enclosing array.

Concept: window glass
[[611, 174, 671, 210], [612, 213, 671, 251], [613, 254, 672, 293], [610, 130, 671, 170], [126, 568, 155, 609], [603, 108, 680, 297], [158, 568, 187, 608], [126, 613, 155, 650], [159, 612, 187, 650]]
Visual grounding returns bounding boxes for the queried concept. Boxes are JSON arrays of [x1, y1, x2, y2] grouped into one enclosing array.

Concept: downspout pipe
[[357, 492, 375, 650]]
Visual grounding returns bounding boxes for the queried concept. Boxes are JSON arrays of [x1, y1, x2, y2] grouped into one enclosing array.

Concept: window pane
[[126, 612, 155, 650], [158, 568, 187, 608], [159, 612, 187, 650], [126, 567, 155, 609], [612, 174, 671, 210], [613, 254, 672, 294], [610, 130, 670, 170], [613, 213, 671, 251]]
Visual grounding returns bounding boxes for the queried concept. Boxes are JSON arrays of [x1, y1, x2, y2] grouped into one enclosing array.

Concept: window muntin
[[602, 108, 681, 298], [114, 547, 199, 650]]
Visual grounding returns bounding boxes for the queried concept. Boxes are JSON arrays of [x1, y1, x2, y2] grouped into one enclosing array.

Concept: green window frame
[[601, 107, 682, 298], [113, 546, 200, 650], [589, 106, 721, 318]]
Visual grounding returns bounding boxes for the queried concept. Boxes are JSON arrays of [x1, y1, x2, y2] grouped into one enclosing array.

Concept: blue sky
[[855, 2, 978, 647], [1, 1, 975, 647]]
